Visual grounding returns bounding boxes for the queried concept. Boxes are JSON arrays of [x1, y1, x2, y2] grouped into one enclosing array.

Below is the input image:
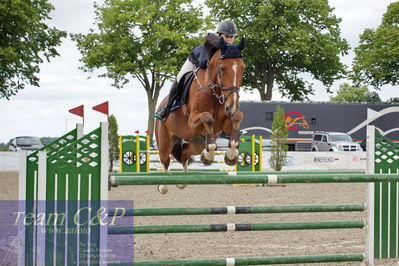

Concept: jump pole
[[108, 253, 365, 266], [108, 220, 365, 234], [110, 173, 399, 186], [108, 203, 366, 217]]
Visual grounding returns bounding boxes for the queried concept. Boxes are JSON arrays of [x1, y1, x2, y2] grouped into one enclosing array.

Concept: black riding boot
[[154, 81, 179, 122]]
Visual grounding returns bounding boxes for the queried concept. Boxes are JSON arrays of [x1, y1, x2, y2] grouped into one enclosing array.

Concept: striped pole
[[110, 170, 365, 177], [149, 168, 236, 172], [108, 220, 365, 234], [146, 135, 150, 172], [149, 160, 226, 164], [259, 135, 263, 172], [110, 173, 399, 186], [108, 204, 365, 217], [367, 125, 375, 264], [251, 135, 255, 172], [136, 135, 140, 173], [119, 136, 123, 172], [107, 253, 365, 266]]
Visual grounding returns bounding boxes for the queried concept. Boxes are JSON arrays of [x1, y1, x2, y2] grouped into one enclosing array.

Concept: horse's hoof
[[224, 155, 238, 166], [158, 185, 169, 194], [201, 152, 214, 165], [176, 184, 187, 190]]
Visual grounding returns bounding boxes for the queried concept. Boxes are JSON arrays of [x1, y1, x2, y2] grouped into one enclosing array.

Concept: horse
[[154, 35, 246, 194]]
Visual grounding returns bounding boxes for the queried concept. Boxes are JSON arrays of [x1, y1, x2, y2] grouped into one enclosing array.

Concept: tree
[[330, 83, 381, 103], [352, 2, 399, 88], [269, 104, 288, 171], [108, 114, 119, 172], [72, 0, 209, 141], [206, 0, 349, 101], [387, 97, 399, 104], [0, 0, 66, 99]]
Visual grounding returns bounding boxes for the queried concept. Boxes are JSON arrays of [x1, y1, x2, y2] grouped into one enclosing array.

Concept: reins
[[194, 58, 240, 105]]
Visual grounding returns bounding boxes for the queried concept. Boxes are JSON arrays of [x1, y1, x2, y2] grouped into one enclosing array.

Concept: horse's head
[[208, 37, 246, 117]]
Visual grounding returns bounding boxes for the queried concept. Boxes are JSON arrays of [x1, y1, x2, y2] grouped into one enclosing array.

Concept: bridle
[[195, 57, 241, 113]]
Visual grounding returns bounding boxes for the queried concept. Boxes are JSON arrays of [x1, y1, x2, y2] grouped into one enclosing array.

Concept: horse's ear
[[219, 37, 227, 51], [237, 37, 245, 51]]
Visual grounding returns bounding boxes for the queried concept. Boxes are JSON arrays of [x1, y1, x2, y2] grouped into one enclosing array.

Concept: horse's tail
[[171, 136, 194, 165]]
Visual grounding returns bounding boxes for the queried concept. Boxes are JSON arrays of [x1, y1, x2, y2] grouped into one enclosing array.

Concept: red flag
[[145, 130, 149, 134], [134, 130, 139, 134], [69, 105, 84, 118], [92, 101, 109, 115]]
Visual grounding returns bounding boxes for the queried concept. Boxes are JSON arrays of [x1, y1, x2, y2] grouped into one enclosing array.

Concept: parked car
[[311, 132, 362, 152], [261, 139, 273, 151], [8, 136, 44, 152]]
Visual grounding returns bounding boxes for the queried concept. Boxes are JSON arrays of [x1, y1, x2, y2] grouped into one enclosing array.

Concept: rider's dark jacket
[[188, 33, 218, 69], [189, 45, 210, 69]]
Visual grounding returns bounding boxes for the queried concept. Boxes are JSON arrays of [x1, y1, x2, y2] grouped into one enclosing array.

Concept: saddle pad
[[171, 72, 195, 111]]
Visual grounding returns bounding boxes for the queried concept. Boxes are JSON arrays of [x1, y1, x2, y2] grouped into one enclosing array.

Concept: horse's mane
[[204, 33, 220, 49], [202, 33, 221, 63]]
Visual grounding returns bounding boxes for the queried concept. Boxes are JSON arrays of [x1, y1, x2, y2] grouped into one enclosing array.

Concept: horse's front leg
[[188, 111, 217, 165], [223, 111, 244, 166]]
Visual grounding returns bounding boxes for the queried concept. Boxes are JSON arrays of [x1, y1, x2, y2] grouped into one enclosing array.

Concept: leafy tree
[[206, 0, 349, 101], [0, 142, 8, 151], [352, 2, 399, 88], [269, 104, 288, 171], [330, 83, 382, 103], [108, 114, 119, 172], [387, 97, 399, 104], [72, 0, 209, 141], [0, 0, 66, 99]]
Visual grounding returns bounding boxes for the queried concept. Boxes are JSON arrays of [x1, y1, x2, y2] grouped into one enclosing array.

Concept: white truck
[[311, 132, 363, 152]]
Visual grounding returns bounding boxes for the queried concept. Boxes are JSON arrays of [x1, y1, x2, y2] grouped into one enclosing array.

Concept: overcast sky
[[0, 0, 397, 144]]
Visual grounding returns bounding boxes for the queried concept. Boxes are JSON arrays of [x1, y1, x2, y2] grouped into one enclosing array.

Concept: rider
[[153, 20, 237, 123]]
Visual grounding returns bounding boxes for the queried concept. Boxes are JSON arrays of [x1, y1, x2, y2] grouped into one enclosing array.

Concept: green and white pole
[[367, 125, 375, 265]]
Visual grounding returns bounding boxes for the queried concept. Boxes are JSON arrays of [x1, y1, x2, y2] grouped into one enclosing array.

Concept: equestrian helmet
[[216, 20, 237, 36]]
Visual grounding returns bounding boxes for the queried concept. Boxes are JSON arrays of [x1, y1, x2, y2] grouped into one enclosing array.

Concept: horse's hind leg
[[155, 119, 171, 194], [176, 159, 189, 190], [176, 142, 200, 190], [158, 150, 171, 194]]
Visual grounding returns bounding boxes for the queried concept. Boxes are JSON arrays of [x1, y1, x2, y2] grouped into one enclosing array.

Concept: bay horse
[[154, 36, 246, 193]]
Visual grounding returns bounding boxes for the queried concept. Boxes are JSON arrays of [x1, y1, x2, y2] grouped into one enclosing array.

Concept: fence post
[[366, 125, 375, 265]]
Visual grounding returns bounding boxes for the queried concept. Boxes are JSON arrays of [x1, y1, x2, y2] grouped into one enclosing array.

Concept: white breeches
[[177, 58, 196, 82]]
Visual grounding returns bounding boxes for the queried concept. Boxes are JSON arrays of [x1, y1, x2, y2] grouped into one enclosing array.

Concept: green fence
[[19, 123, 108, 266]]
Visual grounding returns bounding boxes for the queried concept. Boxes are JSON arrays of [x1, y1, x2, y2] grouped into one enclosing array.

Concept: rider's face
[[221, 34, 235, 44]]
